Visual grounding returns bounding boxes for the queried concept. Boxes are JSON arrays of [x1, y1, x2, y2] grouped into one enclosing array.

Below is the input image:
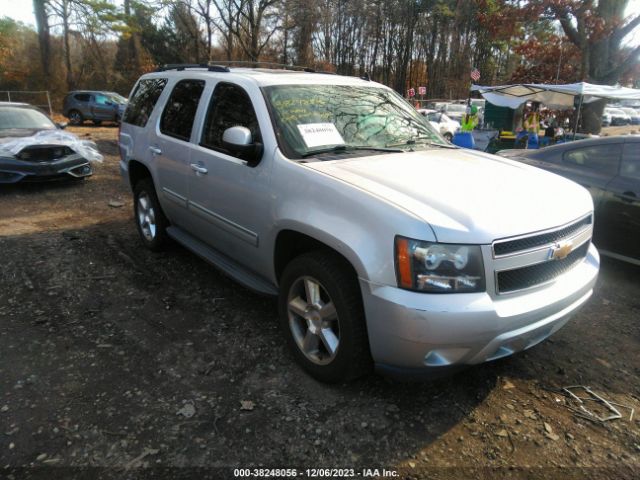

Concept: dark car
[[62, 90, 127, 126], [0, 102, 94, 183], [498, 136, 640, 264]]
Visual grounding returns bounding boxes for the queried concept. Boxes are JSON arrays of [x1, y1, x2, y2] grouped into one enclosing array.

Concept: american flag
[[470, 68, 481, 82]]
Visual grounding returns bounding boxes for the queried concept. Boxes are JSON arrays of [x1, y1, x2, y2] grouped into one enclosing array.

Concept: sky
[[0, 0, 639, 46]]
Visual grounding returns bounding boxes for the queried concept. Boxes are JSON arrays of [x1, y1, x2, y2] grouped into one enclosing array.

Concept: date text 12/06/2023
[[233, 468, 399, 478]]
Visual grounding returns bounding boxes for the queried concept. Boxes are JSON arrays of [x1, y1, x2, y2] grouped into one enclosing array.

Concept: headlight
[[395, 236, 485, 293]]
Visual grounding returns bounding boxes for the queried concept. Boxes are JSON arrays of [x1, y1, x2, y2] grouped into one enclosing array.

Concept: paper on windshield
[[297, 123, 345, 149], [1, 130, 103, 162]]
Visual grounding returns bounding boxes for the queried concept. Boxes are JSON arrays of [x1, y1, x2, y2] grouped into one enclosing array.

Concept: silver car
[[119, 65, 599, 382]]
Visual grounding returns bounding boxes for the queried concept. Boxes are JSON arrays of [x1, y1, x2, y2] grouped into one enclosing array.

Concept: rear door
[[150, 79, 206, 226], [597, 140, 640, 262], [73, 93, 92, 117]]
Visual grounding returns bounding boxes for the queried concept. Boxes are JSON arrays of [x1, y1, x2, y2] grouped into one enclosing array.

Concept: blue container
[[452, 132, 475, 149], [515, 131, 540, 149]]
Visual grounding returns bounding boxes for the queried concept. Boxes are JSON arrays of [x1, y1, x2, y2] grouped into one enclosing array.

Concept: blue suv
[[62, 91, 127, 126]]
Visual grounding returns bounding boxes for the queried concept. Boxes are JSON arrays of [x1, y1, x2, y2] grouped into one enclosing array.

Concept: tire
[[68, 110, 83, 125], [133, 178, 169, 251], [92, 120, 102, 126], [278, 251, 372, 383], [444, 132, 453, 142]]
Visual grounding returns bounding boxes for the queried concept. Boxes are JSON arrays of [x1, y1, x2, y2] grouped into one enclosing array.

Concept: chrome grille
[[493, 215, 592, 256], [496, 242, 590, 293]]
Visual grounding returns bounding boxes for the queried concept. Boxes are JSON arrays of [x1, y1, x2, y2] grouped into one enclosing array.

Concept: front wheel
[[133, 178, 169, 251], [278, 251, 371, 383], [68, 110, 83, 125]]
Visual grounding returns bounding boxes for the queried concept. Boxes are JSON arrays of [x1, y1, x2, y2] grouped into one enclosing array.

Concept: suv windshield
[[0, 107, 56, 132], [107, 93, 128, 104], [263, 84, 447, 158]]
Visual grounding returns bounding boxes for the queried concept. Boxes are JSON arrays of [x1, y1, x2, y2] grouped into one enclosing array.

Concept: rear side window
[[201, 83, 261, 153], [562, 144, 621, 175], [74, 94, 91, 102], [621, 143, 640, 180], [159, 79, 205, 141], [123, 78, 167, 128]]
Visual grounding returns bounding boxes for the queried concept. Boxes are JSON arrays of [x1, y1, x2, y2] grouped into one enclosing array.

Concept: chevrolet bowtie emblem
[[549, 241, 573, 261]]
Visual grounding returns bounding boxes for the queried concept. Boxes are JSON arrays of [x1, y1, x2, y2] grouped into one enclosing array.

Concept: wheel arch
[[128, 159, 153, 190], [273, 228, 365, 285]]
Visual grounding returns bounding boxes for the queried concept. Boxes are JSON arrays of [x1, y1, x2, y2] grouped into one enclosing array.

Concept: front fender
[[267, 152, 435, 286]]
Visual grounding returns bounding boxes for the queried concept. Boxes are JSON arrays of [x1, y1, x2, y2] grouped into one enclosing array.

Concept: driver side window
[[201, 83, 261, 156]]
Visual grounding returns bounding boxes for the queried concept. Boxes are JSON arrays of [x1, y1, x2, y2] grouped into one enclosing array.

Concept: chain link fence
[[0, 91, 53, 116]]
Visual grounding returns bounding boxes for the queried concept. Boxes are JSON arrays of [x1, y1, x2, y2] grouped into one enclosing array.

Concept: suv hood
[[305, 148, 593, 244]]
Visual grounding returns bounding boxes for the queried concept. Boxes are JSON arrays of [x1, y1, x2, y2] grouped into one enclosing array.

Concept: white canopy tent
[[471, 82, 640, 110]]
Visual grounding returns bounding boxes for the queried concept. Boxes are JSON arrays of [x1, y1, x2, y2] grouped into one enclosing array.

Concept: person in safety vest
[[523, 105, 540, 133], [516, 103, 541, 149], [461, 105, 479, 132]]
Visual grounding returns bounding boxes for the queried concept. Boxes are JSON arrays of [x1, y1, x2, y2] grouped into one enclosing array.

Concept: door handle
[[615, 191, 636, 203], [190, 163, 208, 175], [149, 146, 162, 155]]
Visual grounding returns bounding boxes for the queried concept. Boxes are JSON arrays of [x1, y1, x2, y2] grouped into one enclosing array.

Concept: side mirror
[[56, 122, 68, 130], [222, 126, 263, 166]]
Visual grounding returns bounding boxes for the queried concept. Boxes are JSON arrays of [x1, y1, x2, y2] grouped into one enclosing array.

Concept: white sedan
[[418, 109, 460, 141]]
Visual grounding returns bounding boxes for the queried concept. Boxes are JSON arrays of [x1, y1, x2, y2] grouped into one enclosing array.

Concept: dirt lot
[[1, 125, 639, 480]]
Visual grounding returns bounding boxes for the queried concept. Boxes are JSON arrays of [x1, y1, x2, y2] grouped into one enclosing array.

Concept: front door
[[186, 81, 272, 270], [597, 141, 640, 262], [549, 143, 623, 213], [92, 93, 117, 121]]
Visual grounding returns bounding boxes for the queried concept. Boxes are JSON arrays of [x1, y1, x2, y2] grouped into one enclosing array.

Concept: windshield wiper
[[386, 136, 456, 149], [301, 145, 403, 158]]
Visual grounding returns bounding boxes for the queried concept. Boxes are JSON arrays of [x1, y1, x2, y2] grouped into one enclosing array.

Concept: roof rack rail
[[156, 63, 230, 72], [156, 61, 366, 80], [208, 60, 325, 73]]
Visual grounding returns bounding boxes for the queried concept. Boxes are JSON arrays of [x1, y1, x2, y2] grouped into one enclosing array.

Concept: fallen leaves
[[502, 380, 516, 390]]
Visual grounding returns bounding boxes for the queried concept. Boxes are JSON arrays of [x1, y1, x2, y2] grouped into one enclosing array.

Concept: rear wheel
[[279, 251, 371, 383], [444, 132, 453, 142], [133, 178, 169, 251], [92, 120, 102, 126], [68, 110, 83, 125]]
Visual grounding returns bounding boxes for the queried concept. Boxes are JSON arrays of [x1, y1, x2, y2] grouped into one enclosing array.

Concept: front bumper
[[0, 155, 92, 184], [361, 244, 599, 378]]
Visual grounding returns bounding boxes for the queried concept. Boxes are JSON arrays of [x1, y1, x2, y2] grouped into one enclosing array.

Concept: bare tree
[[33, 0, 51, 79], [213, 0, 281, 62]]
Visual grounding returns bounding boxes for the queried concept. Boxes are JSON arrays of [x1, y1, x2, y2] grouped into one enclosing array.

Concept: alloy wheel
[[287, 276, 340, 365], [70, 111, 82, 124], [137, 192, 157, 241]]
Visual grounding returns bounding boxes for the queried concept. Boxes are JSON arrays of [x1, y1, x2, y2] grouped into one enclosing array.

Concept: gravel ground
[[0, 125, 638, 480]]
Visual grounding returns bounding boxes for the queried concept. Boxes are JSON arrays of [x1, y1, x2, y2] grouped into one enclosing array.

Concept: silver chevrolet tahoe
[[118, 65, 599, 383]]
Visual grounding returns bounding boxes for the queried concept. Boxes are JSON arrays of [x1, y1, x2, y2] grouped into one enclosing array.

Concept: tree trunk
[[580, 98, 606, 135], [62, 1, 74, 90], [33, 0, 51, 79]]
